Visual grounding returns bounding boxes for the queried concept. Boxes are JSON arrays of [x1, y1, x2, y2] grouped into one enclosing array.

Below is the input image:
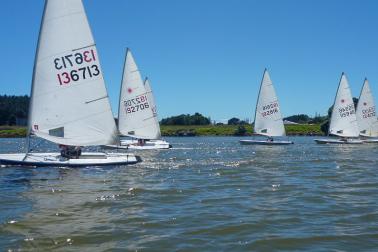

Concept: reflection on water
[[1, 137, 378, 251]]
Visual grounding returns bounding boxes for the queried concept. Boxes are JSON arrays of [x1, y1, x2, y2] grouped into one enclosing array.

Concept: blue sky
[[1, 0, 378, 122]]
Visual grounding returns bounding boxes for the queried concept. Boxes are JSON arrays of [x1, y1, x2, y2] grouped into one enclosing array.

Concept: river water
[[0, 136, 378, 251]]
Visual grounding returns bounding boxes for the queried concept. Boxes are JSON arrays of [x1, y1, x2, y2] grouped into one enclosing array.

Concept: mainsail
[[28, 0, 118, 146], [144, 78, 161, 139], [253, 69, 286, 137], [117, 49, 160, 140], [356, 79, 378, 137], [328, 73, 359, 137]]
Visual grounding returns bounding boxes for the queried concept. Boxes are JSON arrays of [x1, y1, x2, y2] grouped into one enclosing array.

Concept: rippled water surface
[[1, 137, 378, 251]]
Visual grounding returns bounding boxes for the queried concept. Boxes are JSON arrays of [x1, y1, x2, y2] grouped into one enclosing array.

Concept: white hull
[[314, 139, 363, 144], [0, 152, 141, 167], [361, 138, 378, 143], [118, 139, 172, 150], [240, 139, 294, 145]]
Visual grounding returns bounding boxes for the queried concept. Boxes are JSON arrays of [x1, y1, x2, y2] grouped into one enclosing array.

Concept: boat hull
[[239, 140, 294, 145], [118, 139, 172, 150], [361, 138, 378, 143], [0, 152, 141, 167], [314, 139, 363, 144]]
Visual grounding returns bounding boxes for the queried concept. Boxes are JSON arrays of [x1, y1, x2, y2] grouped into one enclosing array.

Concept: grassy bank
[[0, 124, 324, 138], [0, 126, 27, 138], [161, 124, 323, 136]]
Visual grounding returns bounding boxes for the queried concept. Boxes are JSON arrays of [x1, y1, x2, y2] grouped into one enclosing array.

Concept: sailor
[[267, 137, 274, 142], [59, 145, 81, 159], [138, 139, 145, 146]]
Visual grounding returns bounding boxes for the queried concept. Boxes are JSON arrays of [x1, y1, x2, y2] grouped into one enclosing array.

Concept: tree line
[[0, 95, 29, 125], [0, 95, 359, 136], [160, 113, 211, 125]]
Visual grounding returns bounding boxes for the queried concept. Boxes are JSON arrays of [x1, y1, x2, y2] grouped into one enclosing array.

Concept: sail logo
[[338, 104, 355, 118], [262, 102, 279, 117]]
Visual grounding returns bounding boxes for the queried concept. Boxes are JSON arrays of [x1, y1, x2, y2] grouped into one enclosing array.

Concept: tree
[[234, 125, 247, 136], [283, 114, 311, 123], [0, 95, 29, 125], [160, 113, 210, 125], [228, 117, 240, 125]]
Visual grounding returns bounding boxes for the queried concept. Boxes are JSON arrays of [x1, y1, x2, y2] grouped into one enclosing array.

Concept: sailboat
[[105, 49, 171, 150], [356, 79, 378, 143], [0, 0, 140, 166], [240, 69, 293, 145], [314, 73, 363, 144]]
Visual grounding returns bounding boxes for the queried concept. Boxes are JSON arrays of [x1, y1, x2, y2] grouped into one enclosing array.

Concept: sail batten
[[328, 73, 359, 137], [253, 70, 286, 137], [29, 0, 117, 146]]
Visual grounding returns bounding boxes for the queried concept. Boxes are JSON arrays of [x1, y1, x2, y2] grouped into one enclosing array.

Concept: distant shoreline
[[0, 124, 324, 138], [160, 124, 324, 136]]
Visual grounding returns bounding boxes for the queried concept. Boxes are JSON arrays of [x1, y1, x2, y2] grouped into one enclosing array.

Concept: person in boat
[[137, 139, 145, 146], [267, 136, 274, 142], [59, 145, 82, 159]]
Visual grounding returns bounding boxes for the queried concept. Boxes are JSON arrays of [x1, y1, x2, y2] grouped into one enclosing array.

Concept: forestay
[[356, 79, 378, 137], [117, 50, 160, 139], [144, 78, 161, 139], [29, 0, 117, 146], [328, 73, 359, 137], [253, 69, 285, 137]]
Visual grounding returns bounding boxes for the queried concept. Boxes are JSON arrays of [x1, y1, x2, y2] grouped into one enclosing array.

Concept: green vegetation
[[0, 95, 29, 125], [161, 113, 211, 125], [0, 95, 332, 137], [284, 124, 323, 135], [161, 124, 249, 136], [161, 124, 322, 136], [0, 126, 27, 138], [0, 124, 323, 138], [284, 114, 327, 124], [227, 117, 248, 125]]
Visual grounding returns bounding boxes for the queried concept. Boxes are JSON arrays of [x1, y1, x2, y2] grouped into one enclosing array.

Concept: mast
[[25, 0, 48, 155], [328, 73, 344, 136], [116, 48, 129, 142], [253, 68, 266, 134]]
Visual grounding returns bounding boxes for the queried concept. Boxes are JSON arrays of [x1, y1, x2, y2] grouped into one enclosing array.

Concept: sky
[[1, 0, 378, 122]]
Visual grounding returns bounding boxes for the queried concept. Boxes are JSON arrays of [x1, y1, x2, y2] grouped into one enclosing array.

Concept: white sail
[[28, 0, 117, 146], [117, 49, 160, 140], [144, 78, 161, 138], [253, 69, 286, 137], [356, 79, 378, 137], [328, 73, 359, 137]]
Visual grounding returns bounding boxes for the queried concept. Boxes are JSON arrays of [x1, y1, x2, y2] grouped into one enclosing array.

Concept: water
[[1, 136, 378, 251]]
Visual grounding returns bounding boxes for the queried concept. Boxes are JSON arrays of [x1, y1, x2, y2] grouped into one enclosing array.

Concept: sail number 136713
[[54, 49, 100, 85]]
